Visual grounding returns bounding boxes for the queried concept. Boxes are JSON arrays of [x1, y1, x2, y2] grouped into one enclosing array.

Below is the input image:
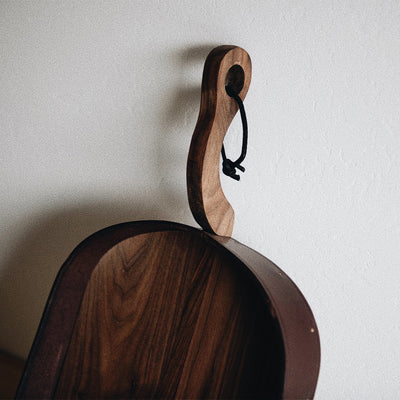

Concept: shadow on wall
[[0, 201, 168, 359], [0, 44, 218, 360], [157, 43, 220, 183]]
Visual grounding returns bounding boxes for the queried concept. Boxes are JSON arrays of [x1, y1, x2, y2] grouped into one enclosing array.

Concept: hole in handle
[[225, 64, 244, 95]]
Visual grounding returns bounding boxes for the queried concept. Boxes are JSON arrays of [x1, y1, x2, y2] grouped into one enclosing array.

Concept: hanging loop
[[221, 85, 248, 181]]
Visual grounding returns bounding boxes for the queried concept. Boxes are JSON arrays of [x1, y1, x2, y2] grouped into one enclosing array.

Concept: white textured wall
[[1, 1, 399, 398]]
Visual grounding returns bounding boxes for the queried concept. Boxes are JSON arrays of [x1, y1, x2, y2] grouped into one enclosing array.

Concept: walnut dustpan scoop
[[16, 45, 320, 399]]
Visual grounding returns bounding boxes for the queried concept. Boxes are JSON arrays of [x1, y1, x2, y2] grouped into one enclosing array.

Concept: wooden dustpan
[[16, 45, 320, 400]]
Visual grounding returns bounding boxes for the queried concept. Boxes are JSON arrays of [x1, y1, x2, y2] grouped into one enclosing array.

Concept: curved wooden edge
[[16, 220, 319, 399], [210, 234, 321, 399], [187, 45, 252, 237], [15, 221, 193, 400]]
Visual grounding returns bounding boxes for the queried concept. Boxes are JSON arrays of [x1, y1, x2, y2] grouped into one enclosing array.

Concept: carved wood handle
[[187, 45, 252, 237]]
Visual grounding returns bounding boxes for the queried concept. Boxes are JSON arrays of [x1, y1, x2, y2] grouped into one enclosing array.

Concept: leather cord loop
[[221, 85, 248, 181]]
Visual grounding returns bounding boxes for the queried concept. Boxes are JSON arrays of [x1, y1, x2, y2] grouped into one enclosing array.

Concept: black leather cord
[[221, 85, 248, 181]]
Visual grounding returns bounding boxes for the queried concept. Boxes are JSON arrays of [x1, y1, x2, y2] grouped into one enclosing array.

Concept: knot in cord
[[222, 156, 245, 181], [221, 85, 248, 181]]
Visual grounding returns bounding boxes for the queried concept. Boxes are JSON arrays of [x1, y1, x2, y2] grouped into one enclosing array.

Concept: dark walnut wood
[[55, 230, 283, 399], [17, 221, 319, 400]]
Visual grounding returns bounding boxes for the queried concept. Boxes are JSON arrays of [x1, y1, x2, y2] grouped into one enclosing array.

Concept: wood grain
[[55, 230, 283, 399], [16, 221, 319, 400], [187, 45, 252, 237]]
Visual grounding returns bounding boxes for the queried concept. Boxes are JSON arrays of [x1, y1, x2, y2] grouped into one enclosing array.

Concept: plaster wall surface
[[1, 1, 399, 398]]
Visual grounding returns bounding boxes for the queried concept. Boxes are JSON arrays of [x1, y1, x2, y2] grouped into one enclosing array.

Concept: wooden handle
[[187, 45, 252, 237]]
